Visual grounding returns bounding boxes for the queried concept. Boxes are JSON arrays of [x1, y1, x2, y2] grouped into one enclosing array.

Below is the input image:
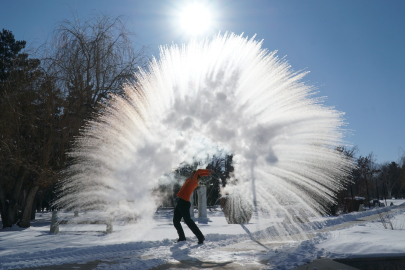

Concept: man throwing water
[[173, 169, 215, 244]]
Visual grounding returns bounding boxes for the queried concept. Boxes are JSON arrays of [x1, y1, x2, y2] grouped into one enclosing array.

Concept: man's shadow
[[168, 242, 233, 268]]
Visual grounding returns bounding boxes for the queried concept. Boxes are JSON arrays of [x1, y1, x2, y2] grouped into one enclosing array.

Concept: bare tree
[[351, 153, 378, 207], [43, 13, 149, 139], [380, 161, 401, 199], [333, 146, 357, 213], [1, 13, 149, 228], [400, 154, 405, 197]]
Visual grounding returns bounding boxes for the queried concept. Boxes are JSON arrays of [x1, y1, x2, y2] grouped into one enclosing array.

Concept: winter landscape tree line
[[335, 147, 405, 214], [1, 13, 405, 229], [0, 14, 148, 228]]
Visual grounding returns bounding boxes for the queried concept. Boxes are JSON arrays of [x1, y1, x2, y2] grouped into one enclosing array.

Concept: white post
[[197, 185, 208, 222], [106, 221, 113, 234], [190, 191, 195, 220], [50, 211, 59, 234]]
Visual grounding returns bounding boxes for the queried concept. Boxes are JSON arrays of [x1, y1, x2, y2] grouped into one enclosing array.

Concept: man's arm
[[195, 169, 211, 179]]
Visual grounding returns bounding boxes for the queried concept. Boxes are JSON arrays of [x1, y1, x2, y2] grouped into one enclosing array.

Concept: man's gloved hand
[[208, 170, 220, 180]]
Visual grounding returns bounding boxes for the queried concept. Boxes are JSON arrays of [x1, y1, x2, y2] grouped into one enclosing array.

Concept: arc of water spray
[[54, 33, 354, 240], [251, 162, 258, 224]]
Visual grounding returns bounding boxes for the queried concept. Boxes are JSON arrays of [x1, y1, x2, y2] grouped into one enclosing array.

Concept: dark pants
[[173, 197, 204, 240]]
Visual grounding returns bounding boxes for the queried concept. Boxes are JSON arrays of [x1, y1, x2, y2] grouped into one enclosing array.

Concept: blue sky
[[1, 0, 404, 164]]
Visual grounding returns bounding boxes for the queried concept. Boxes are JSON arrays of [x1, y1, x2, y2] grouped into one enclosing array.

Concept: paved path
[[24, 259, 267, 270], [23, 260, 115, 270], [296, 258, 360, 270]]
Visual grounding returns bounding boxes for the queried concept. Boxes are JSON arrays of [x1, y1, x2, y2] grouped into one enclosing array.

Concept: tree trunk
[[2, 167, 26, 228], [19, 189, 27, 213], [38, 199, 43, 212], [18, 186, 39, 228], [0, 182, 7, 225], [30, 198, 36, 220]]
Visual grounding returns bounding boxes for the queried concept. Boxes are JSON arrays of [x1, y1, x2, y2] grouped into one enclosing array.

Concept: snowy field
[[1, 199, 405, 269]]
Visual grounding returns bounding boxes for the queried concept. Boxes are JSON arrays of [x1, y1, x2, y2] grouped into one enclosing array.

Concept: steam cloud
[[55, 33, 353, 239]]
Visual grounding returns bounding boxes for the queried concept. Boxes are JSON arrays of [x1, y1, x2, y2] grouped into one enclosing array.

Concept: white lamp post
[[198, 185, 208, 222]]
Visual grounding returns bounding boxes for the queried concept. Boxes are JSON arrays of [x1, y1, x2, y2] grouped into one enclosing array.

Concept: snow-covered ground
[[1, 199, 405, 270]]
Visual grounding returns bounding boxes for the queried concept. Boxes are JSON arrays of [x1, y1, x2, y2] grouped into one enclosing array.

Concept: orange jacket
[[177, 169, 210, 202]]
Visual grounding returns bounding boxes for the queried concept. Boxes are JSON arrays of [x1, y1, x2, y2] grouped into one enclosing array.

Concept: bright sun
[[180, 3, 211, 35]]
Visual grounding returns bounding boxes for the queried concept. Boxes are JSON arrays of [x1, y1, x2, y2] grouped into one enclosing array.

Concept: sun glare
[[180, 3, 211, 35]]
